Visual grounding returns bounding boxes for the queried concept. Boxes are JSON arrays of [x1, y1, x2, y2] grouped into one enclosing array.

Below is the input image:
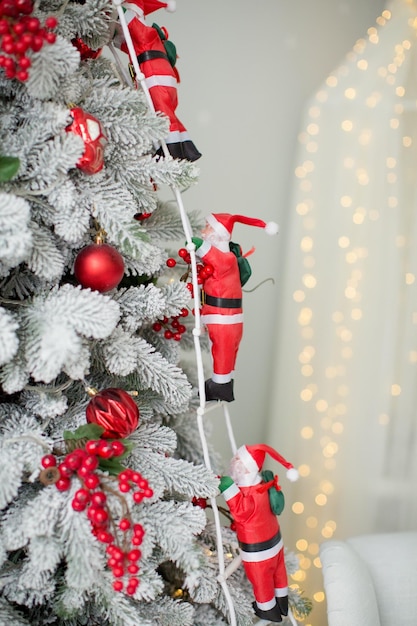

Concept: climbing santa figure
[[192, 213, 279, 402], [116, 0, 201, 161], [219, 444, 299, 623]]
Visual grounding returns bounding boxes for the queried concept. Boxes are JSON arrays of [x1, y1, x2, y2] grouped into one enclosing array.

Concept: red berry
[[13, 22, 25, 35], [180, 307, 189, 317], [92, 507, 108, 525], [97, 441, 114, 459], [65, 452, 83, 470], [58, 462, 73, 478], [44, 16, 58, 28], [173, 333, 181, 341], [143, 488, 153, 498], [96, 531, 113, 543], [2, 40, 15, 54], [127, 563, 139, 574], [84, 473, 100, 490], [0, 20, 9, 34], [26, 17, 40, 32], [119, 518, 131, 531], [127, 549, 141, 562], [133, 492, 144, 504], [178, 248, 188, 259], [82, 455, 99, 471], [41, 454, 57, 468], [131, 472, 143, 485], [44, 31, 56, 44], [118, 481, 130, 493], [133, 524, 144, 537], [152, 321, 162, 332], [110, 441, 125, 457], [113, 580, 123, 592], [118, 470, 132, 482], [131, 535, 142, 546], [177, 324, 186, 334], [55, 477, 71, 491], [71, 499, 87, 512], [31, 35, 43, 51], [85, 440, 100, 455], [16, 0, 33, 13], [126, 584, 137, 595], [74, 488, 90, 504], [166, 258, 176, 268], [15, 40, 29, 54], [164, 330, 173, 340], [108, 545, 124, 561], [112, 565, 124, 578], [91, 491, 107, 506]]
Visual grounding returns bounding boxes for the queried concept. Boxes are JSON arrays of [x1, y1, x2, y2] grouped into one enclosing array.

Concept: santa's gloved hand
[[191, 236, 203, 249], [219, 475, 234, 493]]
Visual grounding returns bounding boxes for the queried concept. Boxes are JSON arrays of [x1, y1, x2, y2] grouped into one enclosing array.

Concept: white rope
[[110, 5, 238, 624]]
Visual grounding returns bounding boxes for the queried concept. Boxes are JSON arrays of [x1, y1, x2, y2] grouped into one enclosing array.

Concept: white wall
[[162, 0, 386, 468]]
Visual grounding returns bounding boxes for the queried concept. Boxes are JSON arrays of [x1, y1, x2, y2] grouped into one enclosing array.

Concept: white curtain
[[267, 0, 417, 621]]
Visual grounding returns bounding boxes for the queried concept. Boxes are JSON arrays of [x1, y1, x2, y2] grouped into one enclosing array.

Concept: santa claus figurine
[[116, 0, 201, 162], [192, 213, 279, 402], [219, 444, 299, 623]]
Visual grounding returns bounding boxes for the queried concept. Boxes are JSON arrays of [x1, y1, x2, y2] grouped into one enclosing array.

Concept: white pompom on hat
[[206, 213, 279, 241], [236, 443, 299, 482]]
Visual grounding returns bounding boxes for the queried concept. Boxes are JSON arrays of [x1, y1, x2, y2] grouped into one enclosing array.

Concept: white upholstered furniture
[[319, 532, 417, 626]]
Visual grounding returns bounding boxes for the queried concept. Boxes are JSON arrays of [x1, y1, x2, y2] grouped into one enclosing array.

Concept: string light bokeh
[[267, 2, 417, 624]]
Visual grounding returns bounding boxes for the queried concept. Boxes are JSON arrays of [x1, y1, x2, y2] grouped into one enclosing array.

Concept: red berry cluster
[[0, 0, 57, 81], [41, 440, 153, 594], [152, 307, 189, 342], [176, 247, 214, 299]]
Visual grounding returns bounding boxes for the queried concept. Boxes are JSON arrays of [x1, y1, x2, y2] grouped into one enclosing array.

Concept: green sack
[[261, 469, 285, 515], [152, 23, 177, 67], [229, 241, 252, 286]]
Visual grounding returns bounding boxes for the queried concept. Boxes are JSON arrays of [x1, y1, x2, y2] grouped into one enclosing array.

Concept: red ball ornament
[[86, 387, 139, 439], [66, 107, 107, 175], [74, 242, 124, 292], [71, 37, 102, 60]]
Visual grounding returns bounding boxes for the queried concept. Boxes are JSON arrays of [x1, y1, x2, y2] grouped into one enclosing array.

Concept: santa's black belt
[[137, 50, 169, 65], [202, 294, 242, 308], [239, 529, 282, 553]]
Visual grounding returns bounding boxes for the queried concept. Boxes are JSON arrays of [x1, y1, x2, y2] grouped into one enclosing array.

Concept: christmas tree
[[0, 0, 311, 624]]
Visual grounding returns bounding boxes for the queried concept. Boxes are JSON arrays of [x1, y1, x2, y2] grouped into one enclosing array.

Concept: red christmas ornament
[[71, 37, 102, 60], [86, 387, 139, 439], [66, 107, 107, 175], [74, 242, 124, 292]]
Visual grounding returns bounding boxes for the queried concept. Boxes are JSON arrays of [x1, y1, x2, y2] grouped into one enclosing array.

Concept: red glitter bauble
[[86, 388, 139, 439], [74, 243, 124, 292], [66, 107, 106, 175]]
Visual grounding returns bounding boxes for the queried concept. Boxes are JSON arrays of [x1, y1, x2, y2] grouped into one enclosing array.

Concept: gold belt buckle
[[201, 290, 206, 305]]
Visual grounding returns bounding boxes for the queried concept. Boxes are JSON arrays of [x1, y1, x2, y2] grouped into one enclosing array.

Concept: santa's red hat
[[206, 213, 279, 241], [125, 0, 176, 16], [236, 443, 299, 482]]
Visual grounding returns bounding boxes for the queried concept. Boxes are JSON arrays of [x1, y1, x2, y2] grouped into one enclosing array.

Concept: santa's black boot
[[252, 601, 282, 623], [276, 595, 288, 616], [204, 379, 234, 402]]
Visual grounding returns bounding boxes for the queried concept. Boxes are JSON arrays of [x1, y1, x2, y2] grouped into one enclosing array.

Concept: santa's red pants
[[203, 319, 243, 383], [242, 549, 288, 605]]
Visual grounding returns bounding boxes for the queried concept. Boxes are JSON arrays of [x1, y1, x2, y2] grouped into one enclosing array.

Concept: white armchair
[[319, 531, 417, 626]]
